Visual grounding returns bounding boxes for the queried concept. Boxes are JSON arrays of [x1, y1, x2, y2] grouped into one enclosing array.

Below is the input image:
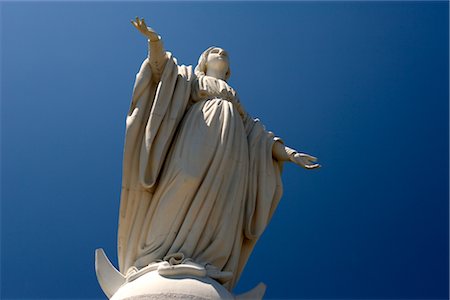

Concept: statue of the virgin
[[96, 18, 319, 300]]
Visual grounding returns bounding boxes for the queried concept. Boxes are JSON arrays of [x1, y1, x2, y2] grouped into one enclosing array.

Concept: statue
[[96, 17, 320, 300]]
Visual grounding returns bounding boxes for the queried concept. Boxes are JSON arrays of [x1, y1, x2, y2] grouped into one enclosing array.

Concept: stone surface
[[110, 271, 233, 300], [96, 17, 319, 299]]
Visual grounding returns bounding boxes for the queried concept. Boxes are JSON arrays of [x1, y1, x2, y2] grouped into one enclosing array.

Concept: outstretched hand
[[290, 153, 320, 170], [131, 17, 160, 42]]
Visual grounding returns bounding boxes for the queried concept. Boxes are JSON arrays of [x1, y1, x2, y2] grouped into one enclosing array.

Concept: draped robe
[[118, 54, 284, 290]]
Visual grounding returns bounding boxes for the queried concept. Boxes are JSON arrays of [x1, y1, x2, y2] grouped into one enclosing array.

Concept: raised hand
[[290, 152, 320, 170], [131, 17, 160, 42]]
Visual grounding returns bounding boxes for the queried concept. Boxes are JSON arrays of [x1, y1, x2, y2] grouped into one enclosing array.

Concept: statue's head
[[195, 47, 231, 81]]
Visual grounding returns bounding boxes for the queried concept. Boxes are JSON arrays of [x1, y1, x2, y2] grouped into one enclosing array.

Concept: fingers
[[294, 155, 320, 170], [295, 152, 318, 162], [131, 17, 141, 28], [306, 163, 321, 169], [302, 153, 318, 162], [131, 17, 145, 28]]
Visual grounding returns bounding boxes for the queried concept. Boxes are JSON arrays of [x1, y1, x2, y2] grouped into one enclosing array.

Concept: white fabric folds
[[118, 54, 283, 290]]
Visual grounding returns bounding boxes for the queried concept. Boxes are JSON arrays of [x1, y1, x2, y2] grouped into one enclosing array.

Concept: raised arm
[[131, 17, 168, 82], [272, 140, 320, 170]]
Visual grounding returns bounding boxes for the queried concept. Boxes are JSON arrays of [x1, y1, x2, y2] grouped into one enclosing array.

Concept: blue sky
[[1, 1, 449, 299]]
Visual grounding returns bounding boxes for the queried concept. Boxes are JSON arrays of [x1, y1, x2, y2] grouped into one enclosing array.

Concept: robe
[[117, 53, 284, 290]]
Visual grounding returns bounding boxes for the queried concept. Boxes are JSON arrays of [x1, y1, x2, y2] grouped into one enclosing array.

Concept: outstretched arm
[[272, 141, 320, 169], [131, 17, 167, 82]]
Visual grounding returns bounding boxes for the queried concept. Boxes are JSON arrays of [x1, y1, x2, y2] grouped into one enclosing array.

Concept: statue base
[[111, 270, 233, 300], [96, 248, 266, 300]]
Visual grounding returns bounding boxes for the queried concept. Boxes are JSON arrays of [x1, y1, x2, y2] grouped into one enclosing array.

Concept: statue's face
[[206, 47, 229, 74]]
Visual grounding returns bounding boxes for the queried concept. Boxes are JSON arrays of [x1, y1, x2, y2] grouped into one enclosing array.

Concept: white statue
[[96, 18, 319, 300]]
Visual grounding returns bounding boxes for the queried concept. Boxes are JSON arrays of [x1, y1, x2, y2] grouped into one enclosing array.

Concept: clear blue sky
[[1, 2, 448, 299]]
